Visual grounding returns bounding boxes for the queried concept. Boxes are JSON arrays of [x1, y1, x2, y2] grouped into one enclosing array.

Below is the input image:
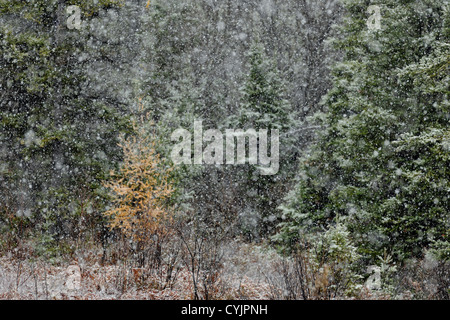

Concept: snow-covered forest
[[0, 0, 448, 300]]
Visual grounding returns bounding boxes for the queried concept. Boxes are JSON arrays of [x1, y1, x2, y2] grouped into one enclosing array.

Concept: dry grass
[[0, 240, 275, 300]]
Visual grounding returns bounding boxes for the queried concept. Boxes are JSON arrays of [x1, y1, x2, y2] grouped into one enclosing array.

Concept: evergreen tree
[[0, 0, 131, 247], [139, 0, 202, 104], [229, 43, 297, 239], [276, 0, 449, 262], [135, 1, 344, 241], [235, 43, 294, 133]]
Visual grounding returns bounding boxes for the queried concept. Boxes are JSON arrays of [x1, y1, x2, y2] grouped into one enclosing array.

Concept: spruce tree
[[229, 43, 297, 239], [0, 0, 131, 247], [276, 0, 449, 262]]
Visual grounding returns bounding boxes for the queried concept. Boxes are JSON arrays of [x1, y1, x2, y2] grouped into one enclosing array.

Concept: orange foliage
[[103, 122, 174, 243]]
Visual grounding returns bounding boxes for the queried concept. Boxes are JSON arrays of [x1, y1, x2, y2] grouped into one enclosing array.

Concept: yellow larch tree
[[103, 119, 175, 245]]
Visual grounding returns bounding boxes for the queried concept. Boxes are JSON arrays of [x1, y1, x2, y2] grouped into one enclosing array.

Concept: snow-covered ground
[[0, 241, 275, 300]]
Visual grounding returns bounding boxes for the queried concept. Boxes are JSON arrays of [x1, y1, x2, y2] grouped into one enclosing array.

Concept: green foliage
[[312, 223, 363, 296], [228, 43, 297, 239], [234, 43, 294, 133], [313, 224, 360, 266], [276, 223, 363, 299], [430, 240, 450, 262], [0, 0, 132, 245], [276, 0, 450, 263], [0, 208, 31, 252]]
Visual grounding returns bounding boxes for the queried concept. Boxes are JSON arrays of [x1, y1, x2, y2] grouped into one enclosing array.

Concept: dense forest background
[[0, 0, 448, 300]]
